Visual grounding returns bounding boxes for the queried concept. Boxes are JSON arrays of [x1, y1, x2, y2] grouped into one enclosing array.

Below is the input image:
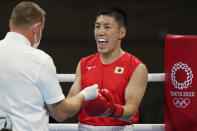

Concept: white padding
[[57, 74, 75, 82], [49, 123, 78, 131], [148, 73, 165, 82], [57, 73, 165, 83], [49, 124, 165, 131]]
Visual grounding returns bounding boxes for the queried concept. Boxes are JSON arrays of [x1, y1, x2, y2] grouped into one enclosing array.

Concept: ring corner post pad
[[164, 34, 197, 131]]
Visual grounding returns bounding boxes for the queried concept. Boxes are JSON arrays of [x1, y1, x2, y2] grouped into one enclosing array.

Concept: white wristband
[[80, 84, 98, 101]]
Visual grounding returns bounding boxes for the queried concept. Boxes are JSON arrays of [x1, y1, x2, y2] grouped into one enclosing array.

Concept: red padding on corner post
[[165, 34, 197, 131]]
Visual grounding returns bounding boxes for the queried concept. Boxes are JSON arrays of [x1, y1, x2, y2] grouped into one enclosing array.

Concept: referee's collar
[[5, 32, 31, 47]]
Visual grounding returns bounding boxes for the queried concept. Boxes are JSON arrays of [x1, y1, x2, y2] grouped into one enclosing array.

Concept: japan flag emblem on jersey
[[114, 67, 124, 74]]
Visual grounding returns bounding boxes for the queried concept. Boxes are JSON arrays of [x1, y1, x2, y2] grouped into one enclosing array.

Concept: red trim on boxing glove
[[110, 104, 124, 118]]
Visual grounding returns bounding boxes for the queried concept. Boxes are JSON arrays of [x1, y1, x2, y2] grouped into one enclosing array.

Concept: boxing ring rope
[[56, 73, 165, 82], [50, 73, 165, 131], [49, 123, 165, 131]]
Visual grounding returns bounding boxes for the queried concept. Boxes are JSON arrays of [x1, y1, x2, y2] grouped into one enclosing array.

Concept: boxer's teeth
[[98, 38, 108, 44], [98, 38, 107, 42]]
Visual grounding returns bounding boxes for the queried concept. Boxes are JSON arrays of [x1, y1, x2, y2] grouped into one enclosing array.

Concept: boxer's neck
[[100, 49, 125, 64]]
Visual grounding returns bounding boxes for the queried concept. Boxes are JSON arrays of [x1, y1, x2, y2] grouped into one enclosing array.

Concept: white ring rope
[[148, 73, 165, 82], [57, 73, 165, 82], [49, 123, 165, 131]]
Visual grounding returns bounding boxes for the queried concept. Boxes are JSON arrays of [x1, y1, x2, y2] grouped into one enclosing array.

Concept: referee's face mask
[[33, 23, 42, 48]]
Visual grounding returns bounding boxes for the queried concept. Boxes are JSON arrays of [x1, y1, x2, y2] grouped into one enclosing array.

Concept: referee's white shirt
[[0, 32, 65, 131]]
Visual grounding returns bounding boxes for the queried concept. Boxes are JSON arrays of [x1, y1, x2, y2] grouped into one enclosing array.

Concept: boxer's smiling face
[[94, 15, 125, 54]]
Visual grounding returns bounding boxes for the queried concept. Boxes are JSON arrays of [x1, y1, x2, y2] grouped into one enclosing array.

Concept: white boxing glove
[[79, 84, 98, 101]]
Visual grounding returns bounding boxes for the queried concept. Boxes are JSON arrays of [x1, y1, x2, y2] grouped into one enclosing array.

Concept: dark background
[[0, 0, 196, 124]]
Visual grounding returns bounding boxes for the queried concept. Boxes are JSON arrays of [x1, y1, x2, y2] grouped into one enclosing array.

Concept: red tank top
[[78, 52, 142, 126]]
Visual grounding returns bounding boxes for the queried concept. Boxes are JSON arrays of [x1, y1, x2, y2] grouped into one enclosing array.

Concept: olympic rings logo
[[171, 62, 193, 90], [173, 98, 190, 108]]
